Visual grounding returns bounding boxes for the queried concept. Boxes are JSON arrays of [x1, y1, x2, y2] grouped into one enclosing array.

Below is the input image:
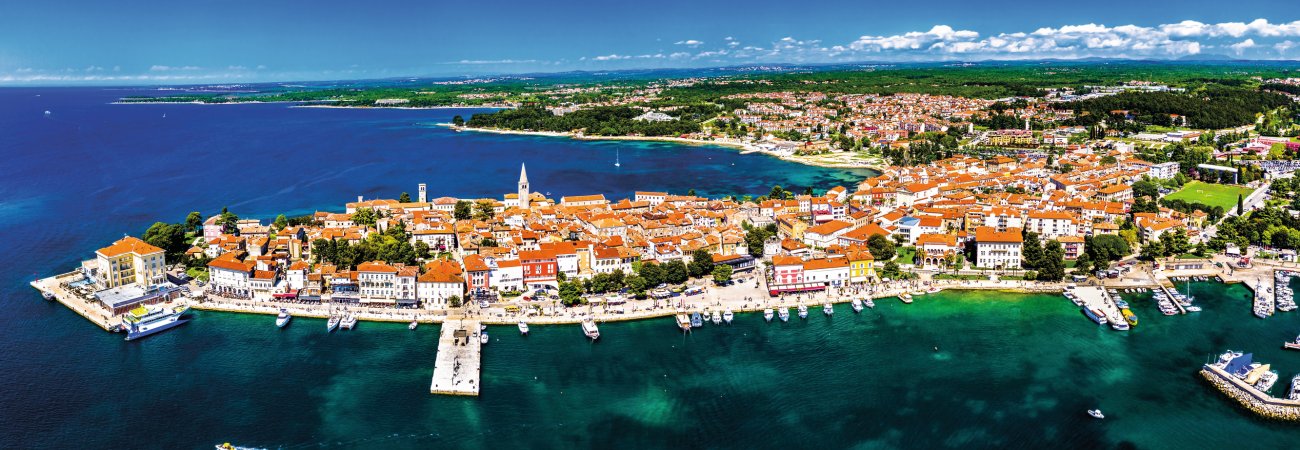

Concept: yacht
[[722, 309, 734, 324], [1111, 318, 1130, 331], [340, 314, 357, 330], [798, 304, 809, 319], [1087, 409, 1104, 419], [779, 307, 791, 322], [1257, 370, 1279, 392], [1284, 334, 1300, 350], [690, 312, 704, 328], [275, 309, 292, 328], [409, 320, 419, 330], [711, 310, 722, 325], [480, 331, 489, 345], [122, 305, 190, 341], [864, 298, 875, 309], [927, 287, 941, 294], [851, 299, 864, 313], [676, 313, 693, 332], [582, 318, 600, 340], [518, 320, 529, 335], [763, 308, 774, 322], [823, 302, 834, 316], [327, 314, 340, 332]]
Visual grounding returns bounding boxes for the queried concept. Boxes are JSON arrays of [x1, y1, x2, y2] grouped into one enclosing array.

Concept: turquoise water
[[12, 282, 1300, 448]]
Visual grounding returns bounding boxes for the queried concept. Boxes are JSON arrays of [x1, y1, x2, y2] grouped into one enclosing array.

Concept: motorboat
[[340, 314, 357, 330], [798, 304, 809, 319], [409, 320, 419, 330], [900, 294, 913, 304], [676, 313, 692, 332], [779, 307, 790, 322], [275, 309, 292, 328], [763, 308, 774, 322], [518, 320, 529, 335], [823, 302, 833, 316], [927, 287, 941, 294], [722, 309, 734, 324], [1289, 374, 1300, 400], [1122, 309, 1138, 327], [851, 299, 864, 313], [582, 318, 600, 340], [479, 331, 490, 345], [864, 298, 875, 309], [711, 310, 722, 325], [690, 312, 704, 328], [1087, 409, 1104, 419], [327, 315, 341, 332], [1186, 306, 1202, 312]]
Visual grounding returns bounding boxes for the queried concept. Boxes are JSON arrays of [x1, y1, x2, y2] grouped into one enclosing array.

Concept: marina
[[1202, 351, 1300, 421]]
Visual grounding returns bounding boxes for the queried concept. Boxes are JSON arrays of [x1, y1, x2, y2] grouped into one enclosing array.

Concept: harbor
[[1202, 351, 1300, 421], [430, 319, 482, 396]]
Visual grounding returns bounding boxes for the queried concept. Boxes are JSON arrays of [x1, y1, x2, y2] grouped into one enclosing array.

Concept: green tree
[[452, 115, 465, 127], [1237, 193, 1245, 215], [448, 295, 462, 308], [352, 208, 378, 227], [1132, 178, 1159, 199], [142, 222, 187, 263], [688, 249, 714, 278], [663, 260, 689, 284], [1037, 240, 1065, 281], [474, 200, 495, 220], [558, 281, 585, 306], [867, 234, 896, 261], [712, 265, 733, 284], [881, 261, 903, 280], [769, 185, 787, 200], [454, 200, 473, 220], [218, 209, 239, 234], [687, 188, 697, 197], [273, 214, 288, 231], [1021, 231, 1044, 270], [185, 211, 203, 233], [480, 237, 498, 247], [399, 192, 412, 203], [1139, 240, 1165, 261], [638, 262, 665, 287], [625, 275, 648, 297]]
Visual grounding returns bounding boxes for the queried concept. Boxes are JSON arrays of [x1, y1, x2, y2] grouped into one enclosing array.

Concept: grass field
[[1163, 181, 1254, 210]]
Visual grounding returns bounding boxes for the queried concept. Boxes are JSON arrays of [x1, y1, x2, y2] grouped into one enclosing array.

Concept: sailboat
[[614, 148, 621, 168]]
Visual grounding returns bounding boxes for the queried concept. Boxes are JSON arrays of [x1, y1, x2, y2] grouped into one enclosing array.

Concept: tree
[[142, 222, 187, 263], [663, 260, 689, 284], [1237, 193, 1245, 215], [474, 200, 495, 221], [453, 200, 473, 220], [1132, 179, 1159, 199], [769, 185, 787, 200], [1021, 231, 1044, 270], [352, 208, 378, 227], [399, 192, 411, 203], [1074, 252, 1093, 276], [273, 214, 288, 231], [638, 262, 665, 287], [1037, 240, 1065, 281], [185, 211, 203, 233], [688, 249, 714, 278], [218, 209, 239, 234], [1088, 234, 1132, 263], [881, 261, 903, 280], [1139, 240, 1165, 261], [558, 281, 584, 306], [480, 237, 498, 247], [687, 189, 697, 197], [867, 234, 896, 261], [1160, 229, 1190, 256], [625, 275, 648, 297], [452, 115, 465, 127], [448, 295, 462, 308], [712, 265, 733, 284]]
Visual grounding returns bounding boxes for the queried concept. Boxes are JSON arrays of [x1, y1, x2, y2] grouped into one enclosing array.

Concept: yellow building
[[95, 236, 166, 289], [848, 249, 876, 283]]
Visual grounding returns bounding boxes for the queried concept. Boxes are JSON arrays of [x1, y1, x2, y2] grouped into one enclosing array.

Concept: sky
[[2, 0, 1299, 85]]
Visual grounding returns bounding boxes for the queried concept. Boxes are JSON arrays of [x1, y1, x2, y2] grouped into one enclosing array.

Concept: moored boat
[[722, 309, 734, 324], [798, 304, 809, 319], [823, 302, 833, 316], [275, 309, 292, 328], [409, 320, 418, 330], [779, 307, 790, 322], [900, 294, 913, 304], [864, 298, 875, 309], [1083, 307, 1108, 325], [518, 320, 529, 335], [676, 313, 692, 331], [1122, 309, 1138, 327], [123, 304, 190, 341], [763, 308, 774, 322], [582, 318, 600, 340], [851, 298, 864, 313], [480, 331, 489, 345], [340, 314, 357, 330], [690, 312, 703, 328], [327, 314, 340, 332], [711, 310, 722, 325]]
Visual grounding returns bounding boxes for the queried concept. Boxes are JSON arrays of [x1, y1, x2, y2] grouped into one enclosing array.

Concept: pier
[[1201, 363, 1300, 421], [30, 272, 120, 332], [1156, 282, 1188, 315], [430, 318, 481, 396]]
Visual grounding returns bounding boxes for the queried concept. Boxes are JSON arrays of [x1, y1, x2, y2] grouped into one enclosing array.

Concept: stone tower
[[418, 183, 427, 203], [518, 163, 530, 210]]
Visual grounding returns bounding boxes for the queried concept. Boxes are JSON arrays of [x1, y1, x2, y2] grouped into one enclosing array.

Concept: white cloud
[[1276, 40, 1298, 54], [674, 39, 703, 47], [1230, 38, 1257, 55], [447, 59, 539, 65], [149, 65, 201, 72]]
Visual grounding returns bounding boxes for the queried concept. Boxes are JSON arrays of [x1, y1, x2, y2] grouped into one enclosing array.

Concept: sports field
[[1163, 181, 1254, 210]]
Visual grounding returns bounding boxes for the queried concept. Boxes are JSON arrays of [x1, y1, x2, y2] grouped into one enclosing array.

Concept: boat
[[1122, 309, 1138, 327], [340, 314, 357, 330], [798, 304, 809, 319], [480, 332, 489, 345], [518, 321, 529, 335], [763, 308, 774, 322], [275, 309, 292, 328], [1087, 409, 1104, 419], [1115, 299, 1130, 309], [614, 148, 621, 168], [41, 290, 55, 300], [711, 310, 722, 325], [123, 304, 190, 341], [927, 287, 941, 294], [1111, 319, 1130, 331], [851, 299, 864, 313], [900, 294, 913, 304], [912, 290, 927, 296], [779, 307, 790, 322], [409, 320, 419, 330], [676, 313, 693, 331], [1083, 307, 1108, 325], [864, 298, 875, 309], [1285, 334, 1300, 350], [1257, 369, 1279, 391], [690, 312, 703, 328], [327, 315, 340, 332], [722, 309, 734, 324], [1290, 374, 1300, 400], [582, 318, 600, 340], [823, 302, 834, 316], [1186, 306, 1202, 312]]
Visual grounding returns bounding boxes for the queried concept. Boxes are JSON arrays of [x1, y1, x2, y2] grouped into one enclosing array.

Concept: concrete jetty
[[30, 272, 121, 332], [430, 318, 481, 396], [1202, 363, 1300, 421]]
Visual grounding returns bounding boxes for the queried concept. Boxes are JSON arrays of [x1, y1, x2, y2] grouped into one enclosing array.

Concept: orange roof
[[803, 258, 849, 270], [97, 236, 163, 257], [357, 261, 399, 273], [772, 255, 803, 266], [974, 227, 1023, 243]]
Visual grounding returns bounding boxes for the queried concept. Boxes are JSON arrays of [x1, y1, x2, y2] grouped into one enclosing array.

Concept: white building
[[974, 227, 1024, 269]]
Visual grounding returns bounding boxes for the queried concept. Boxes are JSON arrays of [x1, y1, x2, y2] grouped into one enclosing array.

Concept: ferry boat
[[123, 304, 190, 341], [711, 310, 722, 325], [690, 312, 703, 328], [1083, 307, 1108, 325], [340, 314, 357, 330], [676, 313, 693, 331], [1122, 309, 1138, 327], [327, 315, 340, 332], [864, 298, 875, 309], [582, 318, 600, 340], [480, 332, 489, 345], [851, 299, 864, 313], [763, 308, 774, 322], [798, 304, 809, 319], [518, 321, 529, 335], [275, 309, 292, 328], [409, 320, 419, 330], [722, 309, 734, 324], [900, 294, 913, 304], [779, 307, 790, 322], [823, 302, 833, 316]]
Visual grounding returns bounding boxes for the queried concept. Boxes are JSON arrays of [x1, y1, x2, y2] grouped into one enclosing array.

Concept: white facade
[[975, 242, 1023, 269]]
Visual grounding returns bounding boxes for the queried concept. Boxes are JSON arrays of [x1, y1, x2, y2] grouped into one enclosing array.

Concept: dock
[[430, 318, 481, 396], [1156, 283, 1188, 315], [1073, 286, 1126, 327], [1202, 363, 1300, 421], [30, 272, 121, 332]]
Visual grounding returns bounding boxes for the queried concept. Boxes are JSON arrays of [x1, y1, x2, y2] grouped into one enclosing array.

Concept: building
[[802, 257, 849, 288], [519, 249, 559, 290], [94, 236, 166, 290], [207, 252, 254, 298], [1149, 161, 1180, 180], [357, 261, 399, 303], [417, 259, 465, 308], [974, 226, 1024, 269], [518, 163, 530, 211]]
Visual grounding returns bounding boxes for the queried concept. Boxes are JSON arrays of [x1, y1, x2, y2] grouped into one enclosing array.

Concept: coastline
[[113, 100, 510, 110], [442, 124, 887, 171]]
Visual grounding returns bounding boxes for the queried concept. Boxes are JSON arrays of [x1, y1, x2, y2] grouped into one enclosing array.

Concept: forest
[[465, 105, 704, 136], [1059, 87, 1292, 129]]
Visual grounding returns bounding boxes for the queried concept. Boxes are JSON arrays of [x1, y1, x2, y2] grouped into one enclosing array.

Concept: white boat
[[779, 307, 790, 322], [676, 313, 692, 332], [327, 315, 340, 332], [340, 314, 357, 330], [927, 287, 941, 294], [1289, 374, 1300, 400], [823, 302, 834, 316], [518, 321, 530, 335], [480, 332, 489, 345], [711, 310, 722, 325], [409, 320, 418, 330], [1087, 409, 1104, 419], [900, 294, 913, 304], [275, 309, 291, 328], [864, 298, 875, 309], [722, 309, 734, 324], [798, 304, 809, 319], [763, 308, 774, 322], [122, 305, 190, 341], [851, 299, 864, 313], [1186, 306, 1202, 312], [582, 318, 600, 340]]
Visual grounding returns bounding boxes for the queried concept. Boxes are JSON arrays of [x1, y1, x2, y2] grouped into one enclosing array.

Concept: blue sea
[[3, 87, 1300, 449]]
